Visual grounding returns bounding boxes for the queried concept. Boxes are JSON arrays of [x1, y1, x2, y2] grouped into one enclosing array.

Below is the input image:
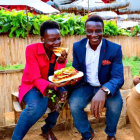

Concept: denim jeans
[[69, 84, 123, 140], [12, 88, 59, 140]]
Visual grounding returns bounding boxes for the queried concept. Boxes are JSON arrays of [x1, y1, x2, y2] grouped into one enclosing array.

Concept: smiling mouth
[[91, 38, 100, 42]]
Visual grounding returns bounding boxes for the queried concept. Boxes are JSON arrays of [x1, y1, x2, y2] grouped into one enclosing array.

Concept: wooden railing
[[0, 35, 140, 66]]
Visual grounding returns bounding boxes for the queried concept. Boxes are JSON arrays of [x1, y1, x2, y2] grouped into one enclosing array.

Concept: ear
[[41, 37, 44, 42]]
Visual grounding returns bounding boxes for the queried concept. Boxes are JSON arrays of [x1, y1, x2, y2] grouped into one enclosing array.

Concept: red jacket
[[19, 43, 66, 103]]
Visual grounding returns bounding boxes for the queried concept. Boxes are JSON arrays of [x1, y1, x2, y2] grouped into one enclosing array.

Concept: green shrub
[[0, 9, 139, 38], [123, 56, 140, 76]]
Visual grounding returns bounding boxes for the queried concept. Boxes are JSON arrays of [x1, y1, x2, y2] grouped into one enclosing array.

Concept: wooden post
[[26, 6, 29, 44], [88, 0, 89, 14], [121, 66, 133, 90]]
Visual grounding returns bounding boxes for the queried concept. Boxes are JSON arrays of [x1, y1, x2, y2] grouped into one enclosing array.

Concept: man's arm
[[24, 45, 51, 96], [91, 45, 124, 118], [102, 46, 124, 95]]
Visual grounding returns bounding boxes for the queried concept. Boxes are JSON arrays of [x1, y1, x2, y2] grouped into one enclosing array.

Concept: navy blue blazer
[[72, 37, 124, 96]]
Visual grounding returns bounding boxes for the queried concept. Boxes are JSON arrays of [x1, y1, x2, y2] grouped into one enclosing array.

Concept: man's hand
[[47, 79, 75, 89], [57, 50, 67, 64], [54, 80, 71, 87], [90, 89, 107, 119], [133, 76, 140, 86]]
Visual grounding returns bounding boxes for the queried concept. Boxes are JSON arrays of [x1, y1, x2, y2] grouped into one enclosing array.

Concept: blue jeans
[[12, 88, 59, 140], [69, 84, 123, 140]]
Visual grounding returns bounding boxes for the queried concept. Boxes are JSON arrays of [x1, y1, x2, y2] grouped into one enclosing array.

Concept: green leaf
[[2, 23, 11, 32], [9, 27, 18, 37], [15, 28, 23, 37]]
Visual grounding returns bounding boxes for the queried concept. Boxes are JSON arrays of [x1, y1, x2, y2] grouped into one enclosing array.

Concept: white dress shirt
[[136, 83, 140, 94], [86, 40, 102, 86]]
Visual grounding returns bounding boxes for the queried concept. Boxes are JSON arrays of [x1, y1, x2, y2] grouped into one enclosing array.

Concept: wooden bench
[[11, 92, 51, 124], [11, 92, 107, 126]]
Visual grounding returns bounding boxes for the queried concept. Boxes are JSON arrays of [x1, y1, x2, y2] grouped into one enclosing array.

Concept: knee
[[25, 98, 48, 117], [69, 98, 84, 114], [25, 103, 38, 117], [106, 99, 123, 115]]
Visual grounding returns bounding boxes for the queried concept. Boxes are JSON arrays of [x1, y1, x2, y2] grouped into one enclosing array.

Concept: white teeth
[[92, 39, 98, 41]]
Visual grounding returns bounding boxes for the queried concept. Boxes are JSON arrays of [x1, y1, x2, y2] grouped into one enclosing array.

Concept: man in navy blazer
[[69, 15, 124, 140]]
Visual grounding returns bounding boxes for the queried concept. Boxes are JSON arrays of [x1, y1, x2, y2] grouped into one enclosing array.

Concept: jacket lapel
[[98, 38, 106, 72], [80, 38, 87, 63]]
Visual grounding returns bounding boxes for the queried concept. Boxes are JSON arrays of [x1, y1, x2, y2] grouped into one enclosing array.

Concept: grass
[[0, 64, 24, 71], [123, 56, 140, 77], [0, 56, 139, 77]]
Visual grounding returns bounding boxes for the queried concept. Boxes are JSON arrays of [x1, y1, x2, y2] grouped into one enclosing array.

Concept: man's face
[[86, 21, 103, 48], [41, 29, 61, 51]]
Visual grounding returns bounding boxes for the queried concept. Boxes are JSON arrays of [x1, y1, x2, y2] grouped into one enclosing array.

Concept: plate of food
[[53, 47, 68, 56], [48, 66, 84, 83]]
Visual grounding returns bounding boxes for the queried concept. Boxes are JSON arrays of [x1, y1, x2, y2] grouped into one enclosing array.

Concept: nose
[[55, 39, 61, 44], [53, 40, 61, 47], [90, 32, 98, 37], [87, 31, 98, 36]]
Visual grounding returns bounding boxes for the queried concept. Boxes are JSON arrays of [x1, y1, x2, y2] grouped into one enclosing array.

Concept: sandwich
[[53, 47, 68, 56], [52, 66, 78, 83]]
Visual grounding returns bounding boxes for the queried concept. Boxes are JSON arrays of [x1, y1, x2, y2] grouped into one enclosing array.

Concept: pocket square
[[102, 60, 111, 66]]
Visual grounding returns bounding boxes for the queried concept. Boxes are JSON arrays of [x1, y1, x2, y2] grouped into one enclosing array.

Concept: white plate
[[48, 71, 84, 83]]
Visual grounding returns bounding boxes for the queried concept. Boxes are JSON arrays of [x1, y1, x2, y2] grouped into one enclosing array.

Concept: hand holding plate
[[54, 80, 71, 87]]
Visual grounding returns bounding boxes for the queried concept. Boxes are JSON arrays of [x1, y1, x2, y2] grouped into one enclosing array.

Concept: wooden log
[[0, 69, 24, 74], [0, 124, 15, 138]]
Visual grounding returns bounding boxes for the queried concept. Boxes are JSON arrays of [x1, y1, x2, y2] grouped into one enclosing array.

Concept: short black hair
[[40, 20, 60, 37], [85, 14, 104, 27]]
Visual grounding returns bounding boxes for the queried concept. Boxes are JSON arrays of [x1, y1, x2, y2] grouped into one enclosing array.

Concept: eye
[[86, 30, 93, 34], [49, 38, 57, 42], [57, 37, 61, 41], [95, 30, 102, 33]]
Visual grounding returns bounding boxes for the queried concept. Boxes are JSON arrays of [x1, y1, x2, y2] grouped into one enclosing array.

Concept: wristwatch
[[101, 87, 110, 95]]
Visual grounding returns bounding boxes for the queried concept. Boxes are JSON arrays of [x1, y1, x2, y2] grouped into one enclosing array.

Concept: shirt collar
[[37, 43, 46, 55], [37, 42, 56, 63], [86, 39, 102, 51]]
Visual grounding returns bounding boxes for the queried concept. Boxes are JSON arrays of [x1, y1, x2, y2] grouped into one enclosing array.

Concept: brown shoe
[[81, 132, 94, 140], [40, 130, 57, 140], [107, 136, 116, 140]]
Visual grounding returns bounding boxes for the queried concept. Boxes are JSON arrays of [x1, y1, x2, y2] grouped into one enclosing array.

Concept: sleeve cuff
[[101, 87, 110, 95]]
